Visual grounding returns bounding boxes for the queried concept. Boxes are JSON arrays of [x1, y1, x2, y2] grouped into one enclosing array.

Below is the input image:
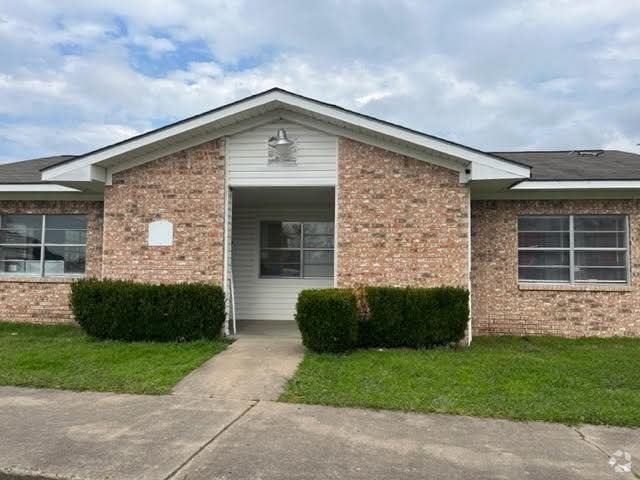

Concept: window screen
[[517, 215, 628, 284]]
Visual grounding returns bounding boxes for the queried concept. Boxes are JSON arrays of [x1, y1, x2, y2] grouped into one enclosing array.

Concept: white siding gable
[[227, 121, 337, 187]]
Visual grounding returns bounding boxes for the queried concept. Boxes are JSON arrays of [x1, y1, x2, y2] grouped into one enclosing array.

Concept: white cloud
[[0, 123, 144, 157], [129, 34, 176, 56], [0, 0, 638, 162]]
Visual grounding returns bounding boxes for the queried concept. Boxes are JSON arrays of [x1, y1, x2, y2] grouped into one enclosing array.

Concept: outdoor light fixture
[[270, 128, 293, 147], [268, 128, 296, 163]]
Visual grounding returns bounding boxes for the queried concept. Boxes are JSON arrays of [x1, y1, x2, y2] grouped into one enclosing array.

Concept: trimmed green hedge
[[70, 279, 226, 341], [296, 286, 469, 352], [358, 286, 407, 348], [296, 289, 359, 353], [403, 286, 469, 347]]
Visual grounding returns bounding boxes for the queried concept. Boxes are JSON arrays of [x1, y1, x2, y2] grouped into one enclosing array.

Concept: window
[[517, 215, 628, 284], [0, 214, 87, 276], [260, 221, 334, 278]]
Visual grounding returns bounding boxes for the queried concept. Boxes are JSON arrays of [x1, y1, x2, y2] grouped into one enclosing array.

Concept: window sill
[[0, 275, 83, 284], [518, 283, 632, 292]]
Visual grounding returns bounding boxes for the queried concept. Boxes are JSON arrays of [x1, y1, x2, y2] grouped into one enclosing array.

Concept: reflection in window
[[260, 221, 334, 278], [0, 214, 87, 276], [517, 215, 628, 284]]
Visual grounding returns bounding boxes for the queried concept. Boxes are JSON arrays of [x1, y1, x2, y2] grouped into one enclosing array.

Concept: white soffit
[[0, 184, 80, 192], [511, 180, 640, 190], [41, 89, 530, 183]]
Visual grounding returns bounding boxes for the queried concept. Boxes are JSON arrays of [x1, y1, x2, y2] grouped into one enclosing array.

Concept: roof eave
[[41, 89, 530, 183], [511, 180, 640, 190]]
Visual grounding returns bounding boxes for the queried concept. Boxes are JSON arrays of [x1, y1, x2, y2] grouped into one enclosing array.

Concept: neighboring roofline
[[0, 154, 77, 167], [491, 149, 607, 154], [511, 180, 640, 190], [41, 87, 530, 175]]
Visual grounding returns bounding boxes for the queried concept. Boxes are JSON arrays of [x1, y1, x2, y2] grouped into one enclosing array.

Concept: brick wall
[[471, 199, 640, 337], [0, 200, 103, 323], [336, 138, 469, 288], [102, 139, 225, 284]]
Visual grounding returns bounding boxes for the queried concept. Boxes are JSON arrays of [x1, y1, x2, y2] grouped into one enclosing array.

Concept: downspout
[[222, 137, 230, 336], [466, 179, 473, 346], [333, 137, 340, 288]]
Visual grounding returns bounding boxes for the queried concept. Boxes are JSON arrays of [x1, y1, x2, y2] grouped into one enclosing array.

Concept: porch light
[[268, 128, 296, 163], [270, 128, 293, 147]]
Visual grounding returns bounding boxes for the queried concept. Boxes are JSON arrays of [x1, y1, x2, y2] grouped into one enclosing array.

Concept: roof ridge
[[40, 87, 531, 172]]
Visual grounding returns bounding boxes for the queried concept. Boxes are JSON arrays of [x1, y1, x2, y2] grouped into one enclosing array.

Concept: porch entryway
[[226, 186, 335, 335], [235, 319, 300, 338]]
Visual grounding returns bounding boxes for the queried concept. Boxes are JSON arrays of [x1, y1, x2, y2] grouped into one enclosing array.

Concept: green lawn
[[0, 322, 229, 394], [280, 336, 640, 426]]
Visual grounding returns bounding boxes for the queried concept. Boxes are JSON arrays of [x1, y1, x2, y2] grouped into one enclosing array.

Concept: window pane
[[574, 232, 626, 248], [0, 246, 41, 274], [261, 222, 301, 248], [44, 246, 85, 275], [575, 267, 626, 283], [575, 251, 626, 268], [518, 251, 569, 267], [45, 215, 87, 244], [518, 231, 570, 248], [260, 249, 301, 277], [303, 222, 334, 248], [574, 216, 625, 232], [303, 250, 334, 277], [518, 266, 570, 282], [45, 215, 87, 230], [0, 214, 42, 244], [518, 216, 569, 231]]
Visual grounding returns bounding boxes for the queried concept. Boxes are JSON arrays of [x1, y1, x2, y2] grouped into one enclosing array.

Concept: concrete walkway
[[0, 386, 638, 480], [173, 335, 303, 400]]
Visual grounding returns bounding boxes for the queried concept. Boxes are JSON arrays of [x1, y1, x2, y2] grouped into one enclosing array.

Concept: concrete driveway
[[0, 386, 638, 480]]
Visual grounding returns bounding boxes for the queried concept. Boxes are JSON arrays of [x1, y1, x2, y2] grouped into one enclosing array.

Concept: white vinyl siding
[[227, 121, 337, 187], [232, 206, 334, 321]]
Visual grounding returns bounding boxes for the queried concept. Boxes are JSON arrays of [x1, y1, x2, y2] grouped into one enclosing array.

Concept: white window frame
[[517, 214, 630, 285], [259, 221, 334, 279], [0, 214, 87, 278]]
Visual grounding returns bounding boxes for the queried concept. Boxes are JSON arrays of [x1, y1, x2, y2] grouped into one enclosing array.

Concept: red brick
[[102, 139, 225, 284], [336, 138, 468, 288], [0, 200, 103, 322], [472, 199, 640, 337]]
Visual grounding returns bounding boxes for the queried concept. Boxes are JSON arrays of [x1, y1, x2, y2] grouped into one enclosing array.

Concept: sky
[[0, 0, 639, 163]]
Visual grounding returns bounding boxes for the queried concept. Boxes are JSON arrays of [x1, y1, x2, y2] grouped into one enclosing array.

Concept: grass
[[0, 322, 229, 394], [280, 336, 640, 426]]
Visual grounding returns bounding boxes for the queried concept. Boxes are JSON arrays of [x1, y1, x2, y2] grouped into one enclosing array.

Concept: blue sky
[[0, 0, 639, 163]]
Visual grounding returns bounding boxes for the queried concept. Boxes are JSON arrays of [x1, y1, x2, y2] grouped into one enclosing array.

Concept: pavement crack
[[573, 426, 640, 479], [163, 401, 258, 480], [572, 427, 609, 457]]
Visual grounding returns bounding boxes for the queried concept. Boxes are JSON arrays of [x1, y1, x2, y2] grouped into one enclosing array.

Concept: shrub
[[295, 289, 358, 353], [403, 286, 469, 347], [297, 286, 469, 351], [70, 279, 226, 341], [358, 287, 407, 347]]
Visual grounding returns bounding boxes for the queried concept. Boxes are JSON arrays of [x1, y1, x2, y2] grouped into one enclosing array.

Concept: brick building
[[1, 89, 639, 338]]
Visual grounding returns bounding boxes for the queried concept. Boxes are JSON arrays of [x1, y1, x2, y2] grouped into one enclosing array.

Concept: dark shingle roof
[[0, 156, 75, 184], [2, 148, 640, 185], [492, 150, 640, 181]]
